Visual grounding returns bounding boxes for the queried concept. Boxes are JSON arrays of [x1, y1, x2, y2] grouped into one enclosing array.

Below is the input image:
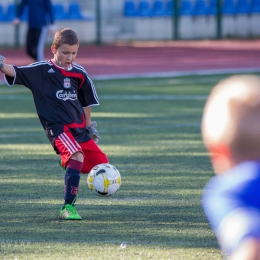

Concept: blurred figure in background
[[201, 75, 260, 259], [13, 0, 55, 61]]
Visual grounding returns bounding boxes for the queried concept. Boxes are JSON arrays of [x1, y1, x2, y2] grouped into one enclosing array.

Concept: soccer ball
[[87, 163, 121, 196]]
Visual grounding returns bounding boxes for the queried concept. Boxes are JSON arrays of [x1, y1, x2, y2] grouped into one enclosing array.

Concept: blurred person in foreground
[[201, 75, 260, 260], [13, 0, 55, 61]]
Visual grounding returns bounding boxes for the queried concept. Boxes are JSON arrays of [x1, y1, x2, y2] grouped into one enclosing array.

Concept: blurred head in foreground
[[202, 75, 260, 260], [202, 75, 260, 174]]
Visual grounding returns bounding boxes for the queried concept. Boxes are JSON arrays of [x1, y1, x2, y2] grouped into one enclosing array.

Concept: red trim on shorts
[[55, 133, 109, 174], [55, 131, 82, 166]]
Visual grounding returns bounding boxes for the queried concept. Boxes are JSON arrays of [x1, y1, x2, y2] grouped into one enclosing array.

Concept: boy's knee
[[70, 151, 84, 162]]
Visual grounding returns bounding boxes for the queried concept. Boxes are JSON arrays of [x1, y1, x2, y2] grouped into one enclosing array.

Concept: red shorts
[[54, 131, 109, 174]]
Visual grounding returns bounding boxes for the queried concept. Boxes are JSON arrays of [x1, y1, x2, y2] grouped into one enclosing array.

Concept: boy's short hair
[[202, 75, 260, 162], [53, 28, 79, 49]]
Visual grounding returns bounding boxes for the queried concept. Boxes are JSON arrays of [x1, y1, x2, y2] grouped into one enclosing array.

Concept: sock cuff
[[67, 159, 83, 171]]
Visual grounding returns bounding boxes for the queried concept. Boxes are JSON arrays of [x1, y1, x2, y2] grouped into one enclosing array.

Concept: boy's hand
[[86, 122, 100, 143], [0, 54, 5, 70]]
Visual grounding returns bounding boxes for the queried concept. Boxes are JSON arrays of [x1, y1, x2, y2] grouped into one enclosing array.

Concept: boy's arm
[[83, 106, 100, 143], [83, 107, 92, 127], [0, 55, 15, 77]]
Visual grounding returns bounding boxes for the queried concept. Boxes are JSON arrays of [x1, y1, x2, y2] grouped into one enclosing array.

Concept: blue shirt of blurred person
[[16, 0, 54, 29], [202, 161, 260, 257]]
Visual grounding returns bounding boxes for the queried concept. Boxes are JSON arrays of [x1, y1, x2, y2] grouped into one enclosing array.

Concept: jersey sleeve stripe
[[87, 76, 99, 104], [73, 64, 87, 75], [4, 66, 16, 86], [16, 61, 48, 68], [73, 64, 99, 104]]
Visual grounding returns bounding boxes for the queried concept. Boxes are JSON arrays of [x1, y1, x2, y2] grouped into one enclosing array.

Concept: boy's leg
[[60, 157, 83, 220], [26, 29, 41, 61], [64, 158, 82, 205], [36, 26, 48, 61], [54, 132, 84, 220]]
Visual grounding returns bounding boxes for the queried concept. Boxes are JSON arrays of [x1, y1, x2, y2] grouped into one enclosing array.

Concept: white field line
[[0, 123, 201, 139], [0, 133, 42, 138], [0, 94, 208, 100], [0, 238, 212, 246], [90, 67, 260, 80], [100, 95, 208, 100], [0, 95, 32, 100], [93, 76, 224, 88], [1, 67, 260, 85]]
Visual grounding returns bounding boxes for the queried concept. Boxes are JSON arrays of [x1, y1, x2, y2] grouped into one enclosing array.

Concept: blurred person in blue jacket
[[201, 75, 260, 260], [13, 0, 55, 61]]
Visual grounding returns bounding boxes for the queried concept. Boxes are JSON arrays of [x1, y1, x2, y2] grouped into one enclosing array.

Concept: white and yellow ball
[[87, 163, 121, 196]]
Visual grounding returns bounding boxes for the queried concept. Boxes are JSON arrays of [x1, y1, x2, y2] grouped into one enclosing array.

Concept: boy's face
[[51, 44, 79, 70]]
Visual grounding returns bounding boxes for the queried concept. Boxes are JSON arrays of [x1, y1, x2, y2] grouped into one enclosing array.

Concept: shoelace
[[66, 204, 77, 214], [65, 194, 78, 213]]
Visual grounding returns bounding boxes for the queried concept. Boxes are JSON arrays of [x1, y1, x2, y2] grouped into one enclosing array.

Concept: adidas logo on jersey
[[48, 68, 55, 73]]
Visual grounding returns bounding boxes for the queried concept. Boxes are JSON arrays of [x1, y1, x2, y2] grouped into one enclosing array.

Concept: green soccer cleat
[[59, 204, 82, 220], [59, 159, 66, 171]]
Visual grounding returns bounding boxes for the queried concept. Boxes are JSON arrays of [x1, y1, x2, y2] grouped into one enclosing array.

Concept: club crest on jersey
[[63, 78, 71, 89]]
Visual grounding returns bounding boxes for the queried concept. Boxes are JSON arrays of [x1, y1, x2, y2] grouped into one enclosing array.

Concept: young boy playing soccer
[[201, 75, 260, 259], [0, 27, 109, 220]]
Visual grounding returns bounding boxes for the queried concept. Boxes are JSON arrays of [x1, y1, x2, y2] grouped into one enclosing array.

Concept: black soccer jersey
[[5, 60, 99, 151]]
